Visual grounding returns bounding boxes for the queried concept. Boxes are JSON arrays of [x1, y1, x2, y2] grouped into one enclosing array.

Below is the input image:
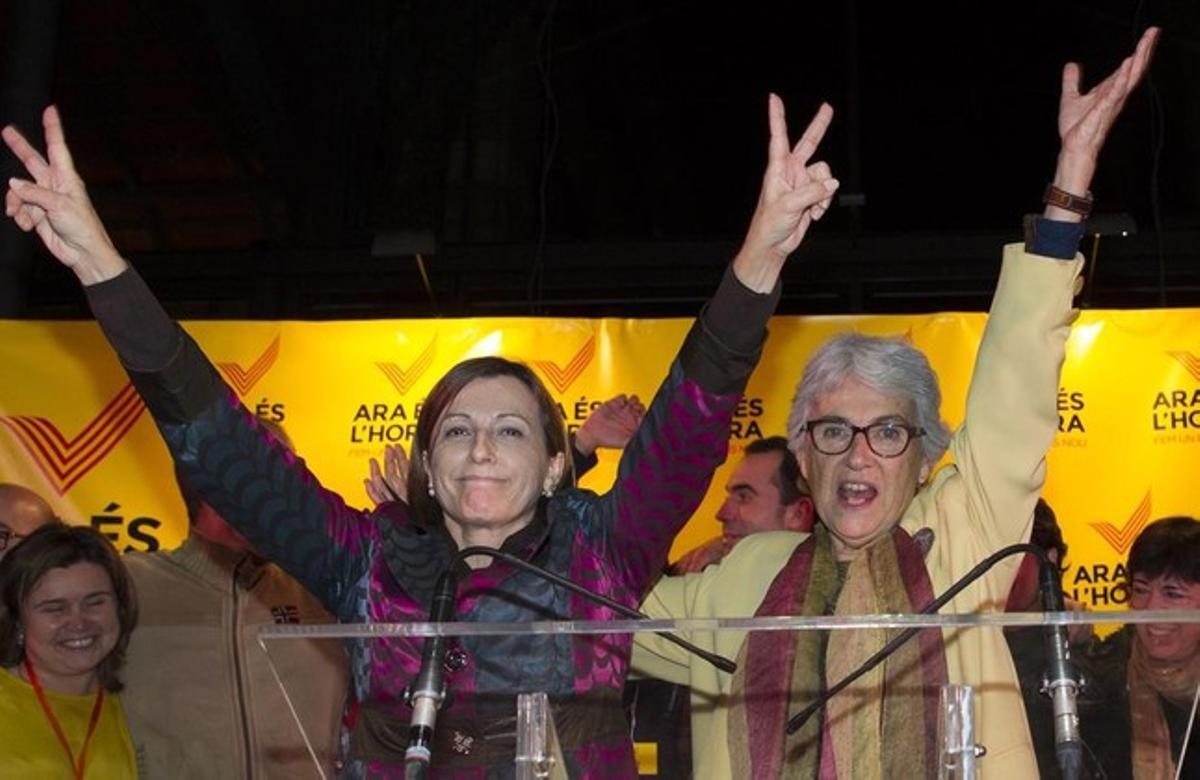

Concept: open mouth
[[837, 481, 877, 507]]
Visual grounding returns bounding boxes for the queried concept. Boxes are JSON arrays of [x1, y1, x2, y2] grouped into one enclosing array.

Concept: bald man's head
[[0, 483, 57, 560]]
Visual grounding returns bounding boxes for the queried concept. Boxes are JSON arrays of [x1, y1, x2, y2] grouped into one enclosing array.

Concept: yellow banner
[[2, 310, 1198, 612]]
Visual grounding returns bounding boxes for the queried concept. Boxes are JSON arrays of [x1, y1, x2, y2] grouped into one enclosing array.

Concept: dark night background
[[0, 0, 1197, 319]]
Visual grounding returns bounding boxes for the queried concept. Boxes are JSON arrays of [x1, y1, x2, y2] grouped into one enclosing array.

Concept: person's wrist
[[1042, 184, 1093, 224], [74, 247, 128, 286], [731, 244, 785, 293], [573, 429, 597, 457], [1044, 151, 1094, 223], [1050, 150, 1095, 198]]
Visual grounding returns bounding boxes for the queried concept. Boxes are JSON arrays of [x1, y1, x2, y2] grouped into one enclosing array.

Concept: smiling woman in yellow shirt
[[0, 524, 139, 779]]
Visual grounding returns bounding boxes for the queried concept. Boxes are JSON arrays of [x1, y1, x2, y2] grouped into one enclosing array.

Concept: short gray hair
[[785, 332, 951, 466]]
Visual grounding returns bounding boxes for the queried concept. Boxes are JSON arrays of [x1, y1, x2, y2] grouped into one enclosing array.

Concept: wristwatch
[[1043, 184, 1094, 218]]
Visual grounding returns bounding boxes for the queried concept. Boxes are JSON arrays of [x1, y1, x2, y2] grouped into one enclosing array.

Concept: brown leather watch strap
[[1043, 184, 1094, 217]]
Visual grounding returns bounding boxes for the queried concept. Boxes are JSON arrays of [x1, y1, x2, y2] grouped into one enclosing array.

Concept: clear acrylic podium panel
[[257, 610, 1200, 779]]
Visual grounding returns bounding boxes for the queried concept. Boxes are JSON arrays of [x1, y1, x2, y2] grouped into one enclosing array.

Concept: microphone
[[454, 546, 737, 674], [403, 544, 738, 775], [1038, 556, 1082, 780], [404, 569, 457, 778], [785, 543, 1069, 739]]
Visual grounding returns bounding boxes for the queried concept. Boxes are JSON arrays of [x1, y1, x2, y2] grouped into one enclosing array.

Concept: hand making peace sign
[[733, 96, 837, 293], [4, 106, 127, 285]]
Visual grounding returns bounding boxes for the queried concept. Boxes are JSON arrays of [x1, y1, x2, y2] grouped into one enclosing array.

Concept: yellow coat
[[633, 243, 1083, 779]]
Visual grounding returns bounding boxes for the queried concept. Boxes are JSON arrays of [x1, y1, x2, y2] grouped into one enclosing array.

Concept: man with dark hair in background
[[120, 419, 349, 779], [632, 437, 813, 777], [672, 436, 815, 574]]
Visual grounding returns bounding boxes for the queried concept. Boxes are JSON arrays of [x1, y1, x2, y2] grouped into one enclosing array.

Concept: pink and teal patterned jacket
[[86, 266, 776, 778]]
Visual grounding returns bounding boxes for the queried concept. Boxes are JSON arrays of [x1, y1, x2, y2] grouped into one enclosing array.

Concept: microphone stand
[[1039, 556, 1082, 780], [404, 569, 457, 779], [785, 543, 1082, 779], [456, 547, 737, 674], [402, 545, 738, 776]]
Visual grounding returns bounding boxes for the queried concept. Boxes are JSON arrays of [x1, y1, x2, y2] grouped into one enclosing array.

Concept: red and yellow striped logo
[[376, 338, 438, 396], [216, 334, 281, 396], [1088, 491, 1152, 555], [1, 383, 146, 495], [532, 336, 595, 394]]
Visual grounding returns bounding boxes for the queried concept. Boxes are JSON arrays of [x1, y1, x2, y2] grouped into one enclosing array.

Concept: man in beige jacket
[[121, 422, 349, 779]]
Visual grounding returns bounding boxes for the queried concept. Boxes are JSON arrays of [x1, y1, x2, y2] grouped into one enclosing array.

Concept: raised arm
[[1047, 29, 1158, 223], [924, 30, 1159, 557], [569, 393, 645, 477], [4, 109, 375, 618], [593, 97, 838, 594]]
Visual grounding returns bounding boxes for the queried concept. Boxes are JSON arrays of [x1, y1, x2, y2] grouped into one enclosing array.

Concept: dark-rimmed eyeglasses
[[802, 417, 925, 458]]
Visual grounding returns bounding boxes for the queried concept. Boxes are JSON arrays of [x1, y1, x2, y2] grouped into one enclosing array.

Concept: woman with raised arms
[[4, 92, 837, 776]]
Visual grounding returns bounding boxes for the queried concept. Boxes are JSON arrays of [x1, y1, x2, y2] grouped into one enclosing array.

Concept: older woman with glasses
[[633, 29, 1159, 779]]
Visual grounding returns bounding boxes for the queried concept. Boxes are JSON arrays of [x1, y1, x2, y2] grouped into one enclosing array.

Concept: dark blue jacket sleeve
[[86, 270, 373, 621]]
